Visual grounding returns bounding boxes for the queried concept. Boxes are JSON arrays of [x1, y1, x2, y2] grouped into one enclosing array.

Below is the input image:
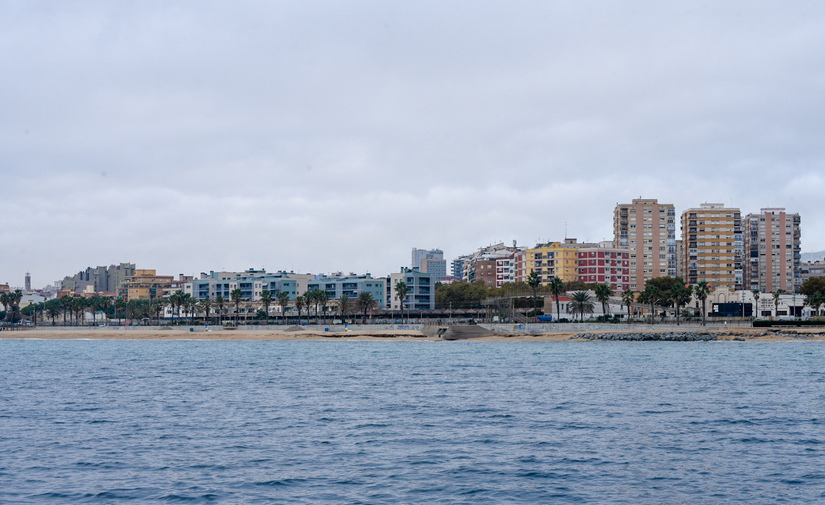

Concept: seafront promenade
[[3, 322, 824, 341]]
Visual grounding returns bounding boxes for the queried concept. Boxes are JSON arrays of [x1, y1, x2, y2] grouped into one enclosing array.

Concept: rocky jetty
[[574, 332, 718, 341]]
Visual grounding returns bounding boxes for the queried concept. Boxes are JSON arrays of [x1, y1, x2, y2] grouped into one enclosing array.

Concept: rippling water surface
[[1, 339, 824, 503]]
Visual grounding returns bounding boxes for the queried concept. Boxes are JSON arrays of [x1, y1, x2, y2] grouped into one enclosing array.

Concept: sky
[[2, 1, 825, 288]]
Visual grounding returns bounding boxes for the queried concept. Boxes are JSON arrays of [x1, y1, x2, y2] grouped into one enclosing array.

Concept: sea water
[[1, 339, 823, 504]]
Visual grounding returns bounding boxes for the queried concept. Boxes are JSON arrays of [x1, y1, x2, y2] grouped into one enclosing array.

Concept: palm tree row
[[16, 288, 385, 328]]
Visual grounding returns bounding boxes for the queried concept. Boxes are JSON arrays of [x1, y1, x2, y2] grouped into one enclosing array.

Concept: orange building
[[117, 269, 175, 301]]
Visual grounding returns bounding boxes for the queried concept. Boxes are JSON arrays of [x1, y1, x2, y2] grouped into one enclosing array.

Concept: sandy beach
[[2, 326, 824, 342]]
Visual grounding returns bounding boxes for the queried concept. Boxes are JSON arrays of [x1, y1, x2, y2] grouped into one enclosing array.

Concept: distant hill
[[801, 251, 825, 262]]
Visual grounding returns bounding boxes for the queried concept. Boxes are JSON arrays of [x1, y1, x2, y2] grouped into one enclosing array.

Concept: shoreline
[[2, 326, 824, 342]]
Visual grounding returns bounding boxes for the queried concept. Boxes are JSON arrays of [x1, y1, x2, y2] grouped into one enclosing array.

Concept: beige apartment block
[[613, 198, 676, 291], [681, 203, 743, 290], [744, 208, 801, 293]]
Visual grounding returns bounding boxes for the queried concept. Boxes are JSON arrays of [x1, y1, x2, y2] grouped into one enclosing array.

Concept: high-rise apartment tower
[[613, 198, 676, 290], [680, 203, 743, 290]]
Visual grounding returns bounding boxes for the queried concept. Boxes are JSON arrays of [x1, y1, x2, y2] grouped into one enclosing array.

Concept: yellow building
[[523, 240, 579, 284], [117, 269, 175, 301]]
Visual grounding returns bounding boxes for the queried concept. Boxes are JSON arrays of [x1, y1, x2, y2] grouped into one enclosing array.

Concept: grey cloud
[[2, 1, 825, 286]]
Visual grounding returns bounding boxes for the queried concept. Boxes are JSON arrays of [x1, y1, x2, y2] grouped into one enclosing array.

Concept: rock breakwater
[[574, 332, 718, 341]]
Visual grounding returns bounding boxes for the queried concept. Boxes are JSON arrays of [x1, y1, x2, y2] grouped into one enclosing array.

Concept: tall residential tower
[[744, 208, 801, 293], [680, 203, 743, 290], [613, 198, 676, 291]]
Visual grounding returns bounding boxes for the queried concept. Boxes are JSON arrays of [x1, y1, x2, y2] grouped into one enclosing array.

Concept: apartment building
[[308, 275, 386, 309], [411, 248, 447, 281], [118, 269, 175, 301], [461, 243, 523, 288], [520, 240, 580, 285], [680, 203, 743, 290], [614, 198, 677, 290], [185, 270, 310, 302], [576, 243, 631, 292], [388, 268, 434, 310], [744, 208, 801, 293]]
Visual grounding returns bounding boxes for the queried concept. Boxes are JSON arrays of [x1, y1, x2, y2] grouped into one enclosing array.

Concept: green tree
[[395, 281, 410, 323], [276, 291, 290, 324], [671, 280, 692, 326], [356, 291, 376, 321], [693, 281, 711, 325], [799, 277, 825, 298], [230, 288, 244, 325], [804, 291, 825, 318], [638, 284, 662, 324], [318, 290, 330, 325], [621, 289, 635, 322], [59, 296, 73, 325], [548, 277, 565, 322], [198, 298, 212, 325], [114, 297, 126, 325], [338, 294, 351, 323], [45, 299, 61, 325], [569, 291, 595, 322], [594, 284, 613, 320], [773, 289, 786, 318], [71, 297, 87, 325], [260, 290, 273, 325], [751, 290, 761, 319], [215, 295, 225, 325], [0, 292, 10, 322], [151, 298, 165, 325], [295, 295, 306, 325], [527, 271, 541, 319], [435, 281, 490, 309]]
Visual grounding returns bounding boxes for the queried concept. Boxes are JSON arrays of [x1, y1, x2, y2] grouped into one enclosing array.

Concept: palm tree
[[594, 284, 613, 321], [773, 289, 786, 318], [260, 290, 273, 325], [150, 298, 165, 325], [215, 295, 225, 325], [639, 284, 662, 324], [751, 290, 761, 319], [294, 295, 306, 325], [198, 298, 212, 325], [276, 291, 290, 324], [186, 296, 197, 324], [569, 291, 595, 322], [71, 297, 87, 325], [621, 289, 635, 322], [59, 296, 73, 325], [395, 281, 410, 323], [339, 294, 351, 323], [527, 271, 541, 320], [126, 299, 140, 323], [671, 281, 692, 326], [693, 281, 710, 326], [318, 290, 330, 325], [7, 290, 23, 324], [305, 289, 320, 323], [114, 297, 126, 325], [0, 292, 10, 322], [548, 277, 565, 322], [46, 299, 61, 325], [230, 288, 243, 325], [356, 291, 376, 322]]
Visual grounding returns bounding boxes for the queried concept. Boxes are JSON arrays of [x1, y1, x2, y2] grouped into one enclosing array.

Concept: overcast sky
[[2, 1, 824, 288]]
